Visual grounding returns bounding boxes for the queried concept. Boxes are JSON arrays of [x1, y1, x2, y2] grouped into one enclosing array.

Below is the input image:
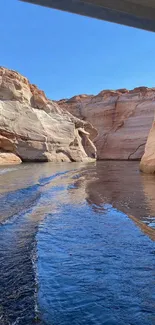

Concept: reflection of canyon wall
[[84, 161, 146, 217], [57, 88, 155, 160], [130, 172, 155, 240], [84, 161, 155, 240], [140, 172, 155, 218], [0, 67, 97, 165]]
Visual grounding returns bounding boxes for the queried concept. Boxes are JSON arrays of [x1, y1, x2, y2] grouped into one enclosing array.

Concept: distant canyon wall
[[57, 88, 155, 161]]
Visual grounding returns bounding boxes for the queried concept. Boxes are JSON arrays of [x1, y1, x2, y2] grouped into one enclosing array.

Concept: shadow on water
[[0, 161, 154, 324]]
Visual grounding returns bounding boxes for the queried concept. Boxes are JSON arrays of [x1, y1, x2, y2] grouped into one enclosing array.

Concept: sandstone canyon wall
[[140, 121, 155, 173], [58, 88, 155, 161], [0, 67, 97, 165]]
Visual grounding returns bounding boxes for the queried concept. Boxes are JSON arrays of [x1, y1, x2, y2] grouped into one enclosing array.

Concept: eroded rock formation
[[58, 88, 155, 160], [140, 121, 155, 173], [0, 67, 97, 165]]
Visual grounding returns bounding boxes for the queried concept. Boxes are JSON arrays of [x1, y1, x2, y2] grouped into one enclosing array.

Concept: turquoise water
[[0, 162, 154, 324]]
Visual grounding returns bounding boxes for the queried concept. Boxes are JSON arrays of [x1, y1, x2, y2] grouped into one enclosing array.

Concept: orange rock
[[0, 151, 21, 165], [140, 122, 155, 173]]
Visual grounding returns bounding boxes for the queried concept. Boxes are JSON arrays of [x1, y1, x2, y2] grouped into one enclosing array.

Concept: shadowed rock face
[[57, 88, 155, 161], [0, 67, 97, 164]]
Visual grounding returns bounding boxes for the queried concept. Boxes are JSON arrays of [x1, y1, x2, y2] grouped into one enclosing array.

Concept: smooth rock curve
[[140, 121, 155, 173], [58, 88, 155, 160], [0, 67, 97, 165]]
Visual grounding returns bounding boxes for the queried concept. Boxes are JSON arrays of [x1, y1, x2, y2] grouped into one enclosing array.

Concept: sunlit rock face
[[57, 88, 155, 160], [0, 67, 97, 165], [140, 121, 155, 173]]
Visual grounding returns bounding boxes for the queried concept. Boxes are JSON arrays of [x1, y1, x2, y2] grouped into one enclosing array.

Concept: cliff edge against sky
[[0, 67, 96, 165], [57, 88, 155, 169], [1, 66, 155, 173]]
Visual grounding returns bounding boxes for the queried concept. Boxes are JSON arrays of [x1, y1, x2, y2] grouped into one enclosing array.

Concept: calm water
[[0, 161, 154, 325]]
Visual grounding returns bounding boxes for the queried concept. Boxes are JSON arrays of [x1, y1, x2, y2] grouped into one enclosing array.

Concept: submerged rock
[[0, 67, 97, 164]]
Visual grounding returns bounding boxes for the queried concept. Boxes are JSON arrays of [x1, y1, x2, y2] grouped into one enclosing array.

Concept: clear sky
[[1, 1, 155, 100]]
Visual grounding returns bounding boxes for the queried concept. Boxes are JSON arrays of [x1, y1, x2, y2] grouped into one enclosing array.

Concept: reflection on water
[[84, 161, 155, 240], [0, 161, 154, 325]]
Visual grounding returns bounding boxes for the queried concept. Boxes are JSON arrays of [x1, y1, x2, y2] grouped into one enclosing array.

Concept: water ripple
[[0, 162, 155, 325]]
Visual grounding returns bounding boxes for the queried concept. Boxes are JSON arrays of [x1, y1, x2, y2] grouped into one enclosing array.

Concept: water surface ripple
[[0, 162, 154, 325]]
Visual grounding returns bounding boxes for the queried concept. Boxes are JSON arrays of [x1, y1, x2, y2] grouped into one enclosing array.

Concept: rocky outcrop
[[0, 151, 21, 165], [58, 88, 155, 160], [140, 121, 155, 173], [0, 67, 97, 165]]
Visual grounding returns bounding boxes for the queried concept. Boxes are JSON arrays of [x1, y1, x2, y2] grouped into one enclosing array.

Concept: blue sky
[[1, 1, 155, 100]]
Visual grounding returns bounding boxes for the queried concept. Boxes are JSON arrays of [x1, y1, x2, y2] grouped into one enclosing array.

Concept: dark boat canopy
[[20, 0, 155, 32]]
